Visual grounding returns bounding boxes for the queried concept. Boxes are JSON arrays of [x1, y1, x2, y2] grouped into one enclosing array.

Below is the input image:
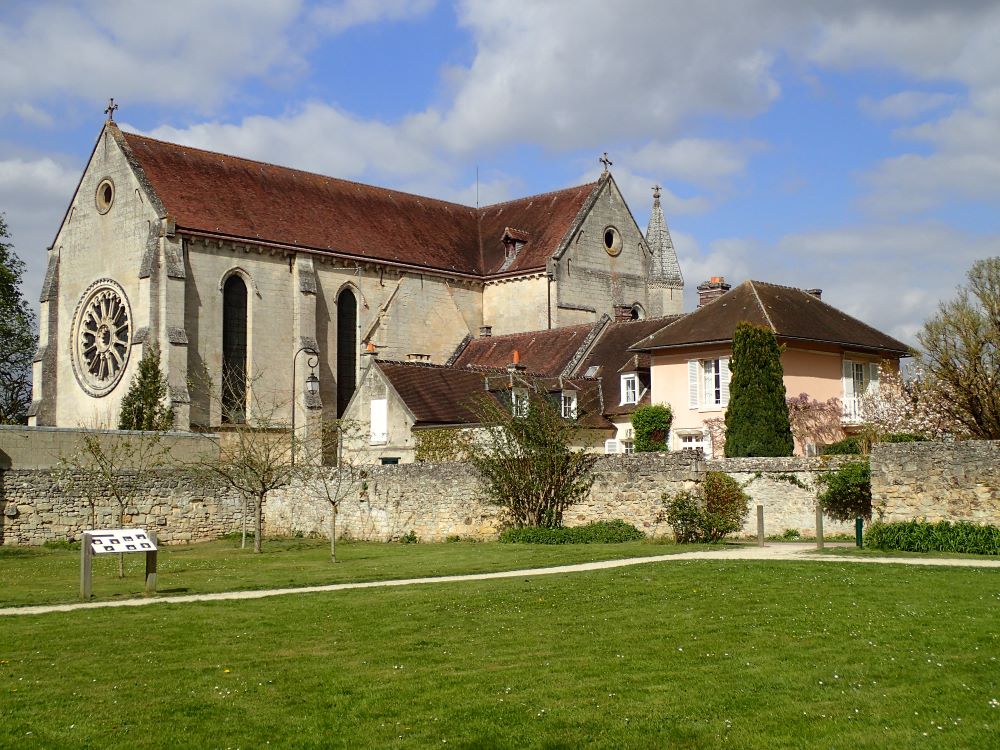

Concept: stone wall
[[872, 440, 1000, 525], [707, 456, 856, 537], [0, 470, 245, 546]]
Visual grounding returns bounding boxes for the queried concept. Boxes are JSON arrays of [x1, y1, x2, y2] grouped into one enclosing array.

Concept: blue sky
[[2, 0, 999, 344]]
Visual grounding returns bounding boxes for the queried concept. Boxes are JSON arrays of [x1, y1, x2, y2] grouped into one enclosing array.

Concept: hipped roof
[[633, 280, 911, 355], [119, 128, 598, 277]]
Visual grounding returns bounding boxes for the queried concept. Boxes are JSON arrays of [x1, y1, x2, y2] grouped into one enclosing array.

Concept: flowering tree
[[858, 362, 958, 440], [785, 393, 843, 451]]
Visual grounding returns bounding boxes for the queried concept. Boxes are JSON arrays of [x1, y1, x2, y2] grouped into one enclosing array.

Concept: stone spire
[[646, 185, 683, 289]]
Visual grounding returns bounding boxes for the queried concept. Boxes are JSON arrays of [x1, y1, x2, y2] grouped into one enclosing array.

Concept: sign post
[[79, 529, 158, 600]]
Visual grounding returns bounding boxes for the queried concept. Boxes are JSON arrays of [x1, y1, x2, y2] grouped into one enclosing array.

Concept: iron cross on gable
[[653, 184, 662, 200], [104, 98, 118, 122], [599, 152, 612, 173]]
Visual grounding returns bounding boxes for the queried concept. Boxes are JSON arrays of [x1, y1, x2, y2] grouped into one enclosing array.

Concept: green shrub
[[817, 461, 871, 521], [866, 520, 1000, 556], [781, 528, 801, 541], [663, 472, 750, 543], [631, 404, 673, 452], [399, 530, 419, 544], [820, 437, 862, 455], [499, 520, 645, 544]]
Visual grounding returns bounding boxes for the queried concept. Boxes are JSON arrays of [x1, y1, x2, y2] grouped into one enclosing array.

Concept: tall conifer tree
[[118, 346, 174, 431], [724, 322, 794, 457]]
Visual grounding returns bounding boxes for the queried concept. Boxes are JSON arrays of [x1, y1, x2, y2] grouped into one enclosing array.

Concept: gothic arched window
[[336, 288, 358, 417], [222, 274, 248, 423]]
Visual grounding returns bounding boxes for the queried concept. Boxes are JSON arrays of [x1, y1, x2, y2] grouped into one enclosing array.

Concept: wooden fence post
[[815, 504, 825, 550], [80, 532, 93, 600], [756, 505, 765, 547]]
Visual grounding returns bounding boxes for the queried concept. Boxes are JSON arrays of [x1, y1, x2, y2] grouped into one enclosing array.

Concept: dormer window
[[512, 387, 529, 417], [621, 373, 639, 405], [561, 391, 578, 419], [500, 227, 530, 272]]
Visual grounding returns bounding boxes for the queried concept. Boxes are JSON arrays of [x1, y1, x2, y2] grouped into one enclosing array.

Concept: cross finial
[[599, 152, 612, 173], [652, 184, 662, 201], [104, 98, 118, 122]]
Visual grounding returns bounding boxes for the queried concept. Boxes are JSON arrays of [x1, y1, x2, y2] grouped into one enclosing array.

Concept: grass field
[[0, 537, 717, 608], [2, 560, 997, 748]]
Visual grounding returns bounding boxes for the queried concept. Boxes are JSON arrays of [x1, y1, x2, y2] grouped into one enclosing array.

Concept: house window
[[561, 391, 578, 419], [677, 431, 706, 452], [622, 440, 635, 454], [512, 388, 529, 417], [604, 438, 620, 454], [688, 358, 730, 410], [370, 398, 387, 444], [843, 360, 880, 422], [380, 457, 399, 465], [222, 274, 248, 424], [621, 374, 638, 405]]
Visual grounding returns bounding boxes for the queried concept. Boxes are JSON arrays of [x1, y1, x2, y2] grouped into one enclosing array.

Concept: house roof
[[574, 316, 683, 416], [450, 323, 598, 376], [375, 359, 612, 430], [119, 127, 598, 277], [632, 281, 911, 355]]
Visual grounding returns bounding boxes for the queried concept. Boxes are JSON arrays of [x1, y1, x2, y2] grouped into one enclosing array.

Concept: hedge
[[865, 520, 1000, 556], [499, 520, 645, 544]]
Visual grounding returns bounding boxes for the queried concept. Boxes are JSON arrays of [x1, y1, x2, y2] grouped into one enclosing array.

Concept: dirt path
[[2, 543, 997, 617]]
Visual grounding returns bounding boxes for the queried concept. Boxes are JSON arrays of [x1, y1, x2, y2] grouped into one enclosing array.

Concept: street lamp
[[291, 346, 320, 466]]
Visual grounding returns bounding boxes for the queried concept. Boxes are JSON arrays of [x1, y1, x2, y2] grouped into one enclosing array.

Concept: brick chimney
[[805, 288, 822, 300], [479, 325, 492, 337], [613, 304, 634, 322], [697, 276, 732, 307]]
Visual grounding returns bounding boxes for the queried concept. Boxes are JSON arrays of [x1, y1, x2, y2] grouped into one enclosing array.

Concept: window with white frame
[[512, 387, 529, 417], [622, 439, 635, 454], [688, 357, 730, 409], [370, 398, 388, 444], [561, 390, 578, 419], [621, 373, 639, 405], [842, 359, 880, 421], [677, 431, 706, 452]]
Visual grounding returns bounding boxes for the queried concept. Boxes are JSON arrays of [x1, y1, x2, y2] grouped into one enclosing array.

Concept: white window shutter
[[688, 360, 699, 409], [868, 362, 880, 393], [604, 439, 620, 454], [720, 357, 731, 406], [842, 360, 854, 399], [370, 398, 388, 443]]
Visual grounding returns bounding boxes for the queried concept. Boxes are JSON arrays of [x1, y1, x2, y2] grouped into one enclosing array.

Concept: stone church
[[29, 119, 683, 434]]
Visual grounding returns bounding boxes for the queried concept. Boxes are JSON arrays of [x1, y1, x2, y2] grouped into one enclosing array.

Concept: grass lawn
[[0, 537, 723, 608], [2, 561, 997, 748]]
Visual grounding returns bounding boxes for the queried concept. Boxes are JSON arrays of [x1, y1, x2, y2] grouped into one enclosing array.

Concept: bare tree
[[58, 428, 170, 576], [917, 257, 1000, 439]]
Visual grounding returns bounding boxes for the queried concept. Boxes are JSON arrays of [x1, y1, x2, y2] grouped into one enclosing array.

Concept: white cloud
[[310, 0, 436, 32], [0, 156, 80, 306], [859, 90, 958, 120]]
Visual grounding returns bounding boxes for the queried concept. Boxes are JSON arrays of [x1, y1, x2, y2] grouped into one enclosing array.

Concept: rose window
[[72, 280, 133, 396]]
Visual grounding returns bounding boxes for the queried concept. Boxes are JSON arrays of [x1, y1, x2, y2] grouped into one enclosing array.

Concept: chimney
[[805, 288, 822, 300], [507, 349, 526, 374], [613, 304, 633, 322], [479, 325, 492, 337], [697, 276, 732, 307]]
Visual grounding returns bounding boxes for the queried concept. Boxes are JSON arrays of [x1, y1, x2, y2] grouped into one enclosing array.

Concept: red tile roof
[[119, 128, 598, 277], [632, 280, 911, 355], [450, 323, 598, 376]]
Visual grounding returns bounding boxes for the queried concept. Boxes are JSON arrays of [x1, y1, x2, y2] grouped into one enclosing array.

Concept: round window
[[70, 279, 133, 397], [603, 226, 622, 256], [95, 178, 115, 214]]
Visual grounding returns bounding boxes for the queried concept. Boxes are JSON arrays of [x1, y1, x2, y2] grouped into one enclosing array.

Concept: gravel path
[[2, 543, 997, 618]]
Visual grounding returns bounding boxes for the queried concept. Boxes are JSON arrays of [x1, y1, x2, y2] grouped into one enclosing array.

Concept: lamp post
[[291, 346, 320, 466]]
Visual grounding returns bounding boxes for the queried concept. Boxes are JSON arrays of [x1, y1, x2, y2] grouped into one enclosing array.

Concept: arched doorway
[[336, 288, 358, 417], [222, 275, 248, 423]]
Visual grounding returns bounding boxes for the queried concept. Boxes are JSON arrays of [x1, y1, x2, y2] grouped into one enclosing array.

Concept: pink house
[[632, 278, 911, 456]]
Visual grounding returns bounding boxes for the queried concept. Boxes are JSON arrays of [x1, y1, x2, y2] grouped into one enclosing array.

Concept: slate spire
[[646, 185, 683, 288]]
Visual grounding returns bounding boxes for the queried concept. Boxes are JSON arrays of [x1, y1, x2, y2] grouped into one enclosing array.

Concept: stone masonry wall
[[872, 440, 1000, 525], [0, 470, 245, 546], [707, 456, 856, 537]]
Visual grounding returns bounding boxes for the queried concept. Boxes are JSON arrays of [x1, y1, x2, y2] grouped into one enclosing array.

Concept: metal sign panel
[[88, 528, 157, 554]]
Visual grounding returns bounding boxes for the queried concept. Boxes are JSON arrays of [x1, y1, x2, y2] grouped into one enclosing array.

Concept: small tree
[[917, 257, 1000, 439], [118, 346, 174, 431], [724, 322, 794, 457], [786, 393, 843, 451], [663, 471, 750, 543], [467, 388, 597, 528], [58, 429, 169, 576], [860, 362, 961, 441], [817, 461, 872, 522], [0, 213, 36, 424], [631, 404, 673, 452]]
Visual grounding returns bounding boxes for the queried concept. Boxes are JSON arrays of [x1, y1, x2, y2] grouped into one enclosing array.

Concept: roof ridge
[[747, 280, 776, 332], [478, 181, 599, 212], [122, 130, 479, 214], [466, 323, 594, 342]]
